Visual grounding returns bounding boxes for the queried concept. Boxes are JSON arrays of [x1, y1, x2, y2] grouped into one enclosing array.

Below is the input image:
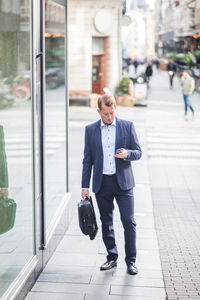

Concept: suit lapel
[[115, 118, 122, 151], [96, 120, 103, 155]]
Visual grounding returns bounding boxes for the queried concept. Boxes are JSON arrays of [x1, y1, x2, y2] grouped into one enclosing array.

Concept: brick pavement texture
[[147, 70, 200, 300], [152, 188, 200, 300]]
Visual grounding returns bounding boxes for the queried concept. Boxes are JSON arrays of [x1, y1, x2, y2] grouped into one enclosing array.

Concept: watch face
[[94, 10, 112, 34]]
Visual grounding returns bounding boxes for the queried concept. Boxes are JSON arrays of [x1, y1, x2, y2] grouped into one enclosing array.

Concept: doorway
[[92, 37, 107, 94]]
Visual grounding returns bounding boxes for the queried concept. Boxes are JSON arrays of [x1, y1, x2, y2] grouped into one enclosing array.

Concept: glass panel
[[92, 38, 104, 54], [92, 56, 100, 82], [45, 0, 66, 228], [0, 0, 33, 296]]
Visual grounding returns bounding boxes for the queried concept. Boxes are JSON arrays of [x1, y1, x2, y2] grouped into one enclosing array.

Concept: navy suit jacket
[[82, 117, 142, 194]]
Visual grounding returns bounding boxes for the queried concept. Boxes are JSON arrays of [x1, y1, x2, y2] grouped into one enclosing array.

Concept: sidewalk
[[25, 104, 166, 300], [146, 70, 200, 299]]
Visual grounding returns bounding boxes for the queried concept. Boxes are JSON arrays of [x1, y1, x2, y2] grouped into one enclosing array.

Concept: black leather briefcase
[[78, 196, 98, 240]]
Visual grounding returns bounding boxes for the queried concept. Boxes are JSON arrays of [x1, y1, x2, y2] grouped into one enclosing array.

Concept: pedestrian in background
[[154, 58, 160, 70], [133, 58, 138, 74], [181, 71, 195, 120], [145, 62, 153, 89], [167, 59, 177, 89], [81, 94, 142, 275]]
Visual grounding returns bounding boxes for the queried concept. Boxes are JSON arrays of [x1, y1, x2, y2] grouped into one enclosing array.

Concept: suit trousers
[[95, 174, 136, 266]]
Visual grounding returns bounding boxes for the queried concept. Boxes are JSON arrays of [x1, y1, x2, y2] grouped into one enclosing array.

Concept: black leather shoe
[[100, 260, 117, 271], [127, 264, 138, 275]]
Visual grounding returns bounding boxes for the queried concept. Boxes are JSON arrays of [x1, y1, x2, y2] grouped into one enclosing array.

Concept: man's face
[[97, 103, 116, 126], [182, 71, 188, 79]]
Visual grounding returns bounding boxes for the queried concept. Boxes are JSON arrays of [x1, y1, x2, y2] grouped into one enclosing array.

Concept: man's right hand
[[81, 189, 90, 200]]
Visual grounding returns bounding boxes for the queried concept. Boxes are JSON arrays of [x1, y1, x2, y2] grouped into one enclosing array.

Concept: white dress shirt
[[101, 117, 116, 175]]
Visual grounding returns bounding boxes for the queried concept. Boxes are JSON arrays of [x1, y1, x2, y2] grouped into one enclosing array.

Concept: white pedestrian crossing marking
[[147, 127, 200, 160], [4, 131, 65, 158]]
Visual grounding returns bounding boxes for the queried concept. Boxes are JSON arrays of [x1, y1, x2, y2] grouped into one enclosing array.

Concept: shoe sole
[[100, 262, 117, 271]]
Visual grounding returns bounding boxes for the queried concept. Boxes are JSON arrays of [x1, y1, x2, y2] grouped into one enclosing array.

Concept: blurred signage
[[94, 10, 113, 34], [122, 14, 132, 27]]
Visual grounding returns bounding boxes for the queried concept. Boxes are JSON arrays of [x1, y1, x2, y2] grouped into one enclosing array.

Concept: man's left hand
[[115, 148, 127, 159]]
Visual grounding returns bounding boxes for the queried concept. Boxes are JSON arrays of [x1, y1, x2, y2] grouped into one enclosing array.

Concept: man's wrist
[[123, 149, 128, 159]]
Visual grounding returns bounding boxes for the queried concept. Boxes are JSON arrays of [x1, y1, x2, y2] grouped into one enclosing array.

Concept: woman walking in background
[[181, 71, 195, 120]]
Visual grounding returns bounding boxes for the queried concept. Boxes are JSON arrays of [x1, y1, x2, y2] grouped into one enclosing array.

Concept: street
[[1, 1, 200, 299], [24, 68, 200, 299], [1, 68, 200, 299], [69, 69, 200, 299]]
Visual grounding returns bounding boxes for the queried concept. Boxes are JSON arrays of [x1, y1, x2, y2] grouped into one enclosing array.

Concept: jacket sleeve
[[81, 126, 93, 188], [124, 122, 142, 161], [189, 77, 195, 93]]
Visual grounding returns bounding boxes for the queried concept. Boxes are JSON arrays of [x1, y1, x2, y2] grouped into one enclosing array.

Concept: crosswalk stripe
[[148, 150, 200, 159], [6, 149, 56, 158], [147, 128, 200, 160], [148, 144, 200, 151], [3, 132, 66, 159], [6, 143, 61, 150], [147, 138, 200, 145]]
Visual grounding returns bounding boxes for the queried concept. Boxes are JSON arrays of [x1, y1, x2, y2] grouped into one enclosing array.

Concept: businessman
[[81, 94, 142, 275]]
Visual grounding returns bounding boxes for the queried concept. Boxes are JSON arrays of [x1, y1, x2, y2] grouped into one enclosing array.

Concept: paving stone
[[112, 268, 164, 279], [56, 235, 100, 254], [47, 252, 97, 267], [90, 272, 164, 287], [32, 282, 110, 295], [85, 294, 165, 300], [110, 284, 166, 298], [134, 187, 153, 213], [25, 291, 84, 300], [38, 272, 91, 284]]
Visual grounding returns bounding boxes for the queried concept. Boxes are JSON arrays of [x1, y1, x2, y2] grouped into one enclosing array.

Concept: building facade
[[0, 0, 70, 299], [122, 0, 156, 62], [145, 8, 156, 59], [195, 0, 200, 31], [122, 9, 146, 60], [155, 0, 200, 55], [68, 0, 122, 97]]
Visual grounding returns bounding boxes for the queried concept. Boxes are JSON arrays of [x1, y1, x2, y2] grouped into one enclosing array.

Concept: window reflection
[[0, 0, 33, 296], [0, 126, 17, 235], [45, 0, 66, 227]]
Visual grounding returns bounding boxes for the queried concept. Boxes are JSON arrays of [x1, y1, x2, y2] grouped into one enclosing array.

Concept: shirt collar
[[101, 117, 116, 128]]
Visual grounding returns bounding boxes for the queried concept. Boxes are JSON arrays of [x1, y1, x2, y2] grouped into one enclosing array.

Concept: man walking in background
[[167, 59, 177, 89], [145, 61, 153, 89], [81, 94, 142, 275], [181, 71, 195, 120]]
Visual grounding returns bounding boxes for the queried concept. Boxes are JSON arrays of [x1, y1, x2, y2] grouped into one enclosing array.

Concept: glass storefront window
[[45, 0, 66, 228], [0, 0, 33, 296]]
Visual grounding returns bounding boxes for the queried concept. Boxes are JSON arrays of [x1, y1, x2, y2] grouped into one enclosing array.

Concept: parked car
[[45, 68, 65, 89]]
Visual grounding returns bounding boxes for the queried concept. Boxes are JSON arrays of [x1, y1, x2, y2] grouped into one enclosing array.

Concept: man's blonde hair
[[98, 94, 116, 110]]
